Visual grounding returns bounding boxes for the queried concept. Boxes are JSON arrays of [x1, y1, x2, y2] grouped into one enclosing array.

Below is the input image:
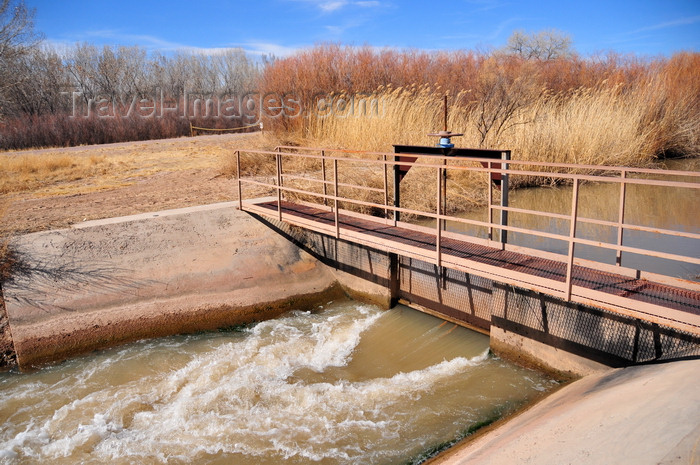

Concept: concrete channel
[[1, 201, 698, 464]]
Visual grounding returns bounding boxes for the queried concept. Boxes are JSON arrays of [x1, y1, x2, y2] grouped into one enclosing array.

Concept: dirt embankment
[[1, 134, 276, 369], [1, 132, 273, 237]]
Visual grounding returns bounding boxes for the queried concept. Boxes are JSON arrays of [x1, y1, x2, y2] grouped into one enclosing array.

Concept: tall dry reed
[[297, 79, 698, 166], [255, 51, 699, 215]]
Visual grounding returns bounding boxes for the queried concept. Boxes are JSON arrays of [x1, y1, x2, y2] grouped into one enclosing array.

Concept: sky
[[29, 0, 700, 58]]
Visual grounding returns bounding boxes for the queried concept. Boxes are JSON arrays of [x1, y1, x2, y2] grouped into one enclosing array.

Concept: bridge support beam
[[389, 252, 400, 308]]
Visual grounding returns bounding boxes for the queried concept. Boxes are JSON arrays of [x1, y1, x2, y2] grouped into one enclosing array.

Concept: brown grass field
[[0, 132, 276, 236]]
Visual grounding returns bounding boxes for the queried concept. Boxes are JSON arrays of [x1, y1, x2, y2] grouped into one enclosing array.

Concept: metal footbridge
[[234, 145, 700, 336]]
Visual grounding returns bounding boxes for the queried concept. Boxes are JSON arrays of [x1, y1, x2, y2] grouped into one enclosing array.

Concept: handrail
[[236, 147, 700, 297], [240, 176, 700, 265], [493, 205, 700, 241], [281, 173, 386, 194], [264, 149, 700, 189], [275, 145, 700, 179]]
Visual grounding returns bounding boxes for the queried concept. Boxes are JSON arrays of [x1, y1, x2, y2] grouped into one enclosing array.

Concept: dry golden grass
[[245, 75, 698, 216], [0, 154, 109, 195], [1, 132, 270, 198], [299, 83, 699, 165]]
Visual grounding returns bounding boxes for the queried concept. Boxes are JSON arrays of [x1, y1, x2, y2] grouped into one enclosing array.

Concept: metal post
[[389, 252, 400, 307], [487, 161, 493, 241], [321, 150, 328, 206], [616, 170, 627, 266], [236, 150, 242, 210], [393, 154, 400, 224], [565, 178, 580, 300], [277, 147, 284, 201], [333, 158, 339, 238], [500, 151, 510, 245], [442, 158, 447, 231], [436, 166, 443, 267], [276, 152, 282, 221], [383, 154, 389, 220]]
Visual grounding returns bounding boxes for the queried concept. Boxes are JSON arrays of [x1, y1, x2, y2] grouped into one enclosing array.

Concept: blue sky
[[30, 0, 700, 57]]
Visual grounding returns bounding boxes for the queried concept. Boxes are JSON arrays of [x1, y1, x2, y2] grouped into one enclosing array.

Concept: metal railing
[[235, 147, 700, 302]]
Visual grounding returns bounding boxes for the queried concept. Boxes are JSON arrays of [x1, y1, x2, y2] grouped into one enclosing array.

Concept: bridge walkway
[[245, 199, 700, 335], [235, 146, 700, 336]]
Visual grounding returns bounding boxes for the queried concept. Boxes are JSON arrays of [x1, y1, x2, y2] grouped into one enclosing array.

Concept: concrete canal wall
[[0, 202, 388, 369], [430, 357, 700, 465]]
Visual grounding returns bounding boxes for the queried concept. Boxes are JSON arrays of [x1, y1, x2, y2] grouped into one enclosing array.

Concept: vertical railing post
[[383, 154, 389, 221], [616, 170, 627, 266], [333, 158, 339, 238], [321, 149, 328, 207], [436, 165, 443, 267], [393, 154, 400, 225], [275, 149, 282, 221], [565, 178, 580, 300], [236, 150, 242, 210], [487, 161, 494, 241], [500, 151, 510, 245], [442, 157, 447, 232]]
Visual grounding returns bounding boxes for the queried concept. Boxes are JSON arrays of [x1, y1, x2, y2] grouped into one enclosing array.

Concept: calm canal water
[[0, 301, 556, 464]]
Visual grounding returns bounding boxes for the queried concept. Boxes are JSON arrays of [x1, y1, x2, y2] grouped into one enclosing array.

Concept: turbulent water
[[0, 301, 555, 464]]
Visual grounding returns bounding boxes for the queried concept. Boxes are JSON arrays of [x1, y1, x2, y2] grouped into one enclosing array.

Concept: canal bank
[[1, 202, 388, 370], [431, 357, 700, 465]]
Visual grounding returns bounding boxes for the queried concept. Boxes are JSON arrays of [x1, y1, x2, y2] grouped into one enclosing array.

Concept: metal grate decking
[[245, 199, 700, 334]]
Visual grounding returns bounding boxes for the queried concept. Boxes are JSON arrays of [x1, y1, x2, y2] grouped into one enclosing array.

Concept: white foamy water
[[0, 301, 555, 464]]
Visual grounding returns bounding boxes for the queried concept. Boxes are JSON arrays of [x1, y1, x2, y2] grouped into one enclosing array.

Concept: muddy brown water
[[0, 301, 556, 464]]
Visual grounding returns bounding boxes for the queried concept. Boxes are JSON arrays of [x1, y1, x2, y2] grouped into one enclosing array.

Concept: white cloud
[[290, 0, 384, 13], [319, 1, 347, 12], [78, 30, 190, 51], [631, 15, 700, 34], [237, 41, 301, 57], [45, 30, 293, 58], [325, 25, 345, 35]]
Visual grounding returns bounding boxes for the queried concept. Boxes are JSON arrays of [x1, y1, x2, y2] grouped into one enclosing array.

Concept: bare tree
[[4, 46, 70, 115], [215, 48, 257, 95], [0, 0, 41, 65], [469, 56, 542, 147], [505, 29, 573, 60], [117, 45, 148, 96], [66, 43, 100, 105], [0, 0, 42, 114]]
